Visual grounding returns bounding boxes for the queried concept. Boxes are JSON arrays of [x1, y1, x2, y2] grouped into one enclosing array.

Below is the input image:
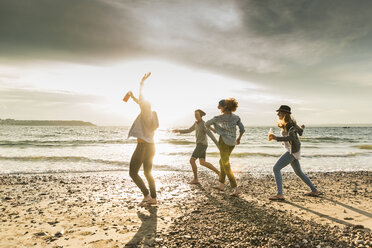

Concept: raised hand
[[301, 124, 305, 129], [140, 72, 151, 84]]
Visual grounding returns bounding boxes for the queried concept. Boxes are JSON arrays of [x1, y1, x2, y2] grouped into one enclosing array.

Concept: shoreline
[[1, 168, 372, 176], [0, 171, 371, 247]]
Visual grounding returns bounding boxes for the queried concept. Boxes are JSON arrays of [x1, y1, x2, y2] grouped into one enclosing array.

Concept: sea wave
[[165, 152, 279, 157], [164, 152, 368, 158], [0, 139, 137, 147], [300, 137, 357, 143], [0, 166, 188, 175], [0, 155, 127, 166], [302, 153, 366, 158], [163, 139, 195, 145], [353, 145, 372, 150], [0, 139, 196, 147]]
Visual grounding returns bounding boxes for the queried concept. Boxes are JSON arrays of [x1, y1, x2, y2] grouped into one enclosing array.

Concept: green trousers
[[219, 137, 237, 188]]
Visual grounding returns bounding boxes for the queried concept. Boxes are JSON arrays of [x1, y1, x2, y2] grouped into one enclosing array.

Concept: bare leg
[[188, 157, 199, 184], [212, 159, 225, 191], [199, 159, 220, 176]]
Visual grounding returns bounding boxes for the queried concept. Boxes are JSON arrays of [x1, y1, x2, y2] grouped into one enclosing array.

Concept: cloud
[[1, 0, 372, 124], [1, 0, 372, 76], [0, 0, 143, 63]]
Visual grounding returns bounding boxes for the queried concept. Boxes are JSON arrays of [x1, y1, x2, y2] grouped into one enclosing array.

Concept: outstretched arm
[[174, 123, 196, 134]]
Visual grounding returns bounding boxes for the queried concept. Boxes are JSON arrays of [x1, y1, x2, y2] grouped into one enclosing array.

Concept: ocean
[[0, 126, 371, 175]]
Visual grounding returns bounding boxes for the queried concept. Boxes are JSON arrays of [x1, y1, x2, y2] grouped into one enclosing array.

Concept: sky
[[0, 0, 372, 127]]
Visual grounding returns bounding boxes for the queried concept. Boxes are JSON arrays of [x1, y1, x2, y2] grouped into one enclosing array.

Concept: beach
[[0, 171, 371, 247]]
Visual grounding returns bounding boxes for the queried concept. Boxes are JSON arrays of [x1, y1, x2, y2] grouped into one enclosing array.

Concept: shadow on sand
[[125, 207, 157, 248], [185, 184, 349, 246], [282, 200, 354, 226], [322, 197, 372, 218]]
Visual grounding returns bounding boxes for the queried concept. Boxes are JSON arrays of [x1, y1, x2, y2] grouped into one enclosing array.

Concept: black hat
[[276, 105, 291, 114], [195, 109, 206, 117]]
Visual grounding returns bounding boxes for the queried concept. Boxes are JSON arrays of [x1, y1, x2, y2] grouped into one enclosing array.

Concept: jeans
[[129, 142, 156, 198], [273, 152, 316, 195]]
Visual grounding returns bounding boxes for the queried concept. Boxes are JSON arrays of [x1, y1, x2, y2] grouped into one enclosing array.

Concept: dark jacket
[[276, 124, 303, 154]]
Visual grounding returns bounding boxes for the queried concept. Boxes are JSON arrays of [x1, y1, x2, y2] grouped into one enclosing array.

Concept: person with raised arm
[[205, 98, 245, 196], [126, 72, 159, 206], [173, 109, 220, 184], [268, 105, 320, 201]]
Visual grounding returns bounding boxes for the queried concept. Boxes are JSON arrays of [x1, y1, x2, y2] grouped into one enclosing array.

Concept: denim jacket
[[205, 114, 245, 146]]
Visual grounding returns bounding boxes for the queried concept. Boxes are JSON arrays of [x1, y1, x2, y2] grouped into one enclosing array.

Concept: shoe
[[304, 191, 321, 197], [269, 195, 285, 201]]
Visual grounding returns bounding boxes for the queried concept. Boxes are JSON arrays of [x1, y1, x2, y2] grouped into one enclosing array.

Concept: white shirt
[[128, 111, 158, 143]]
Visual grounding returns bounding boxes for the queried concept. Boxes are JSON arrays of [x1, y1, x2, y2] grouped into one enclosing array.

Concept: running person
[[269, 105, 319, 201], [205, 98, 245, 196], [173, 109, 219, 184]]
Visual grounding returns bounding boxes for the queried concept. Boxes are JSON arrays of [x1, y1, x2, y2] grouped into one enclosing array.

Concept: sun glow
[[2, 59, 259, 126]]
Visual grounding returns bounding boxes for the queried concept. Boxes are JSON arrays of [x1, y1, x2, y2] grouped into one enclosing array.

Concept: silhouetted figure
[[127, 73, 159, 206]]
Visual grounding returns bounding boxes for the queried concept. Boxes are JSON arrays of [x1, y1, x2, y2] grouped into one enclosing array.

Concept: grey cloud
[[0, 0, 143, 62], [234, 1, 372, 64], [1, 0, 372, 97], [1, 0, 372, 72], [238, 1, 371, 39]]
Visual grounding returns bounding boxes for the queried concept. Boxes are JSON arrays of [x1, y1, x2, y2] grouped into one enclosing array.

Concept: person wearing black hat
[[268, 105, 319, 201], [173, 109, 220, 184]]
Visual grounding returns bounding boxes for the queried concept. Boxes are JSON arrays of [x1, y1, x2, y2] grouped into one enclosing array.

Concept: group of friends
[[125, 73, 320, 206]]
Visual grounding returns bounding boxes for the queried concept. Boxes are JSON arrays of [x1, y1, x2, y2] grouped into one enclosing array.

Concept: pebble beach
[[0, 171, 371, 247]]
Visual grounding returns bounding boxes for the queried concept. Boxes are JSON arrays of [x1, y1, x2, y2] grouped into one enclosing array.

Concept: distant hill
[[0, 119, 96, 126]]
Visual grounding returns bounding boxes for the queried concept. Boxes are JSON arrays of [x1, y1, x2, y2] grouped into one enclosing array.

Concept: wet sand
[[0, 171, 371, 247]]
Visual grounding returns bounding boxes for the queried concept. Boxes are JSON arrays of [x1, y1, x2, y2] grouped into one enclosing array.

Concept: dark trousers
[[129, 142, 156, 198]]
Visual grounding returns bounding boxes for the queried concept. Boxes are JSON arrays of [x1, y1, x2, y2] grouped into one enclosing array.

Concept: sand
[[0, 171, 371, 247]]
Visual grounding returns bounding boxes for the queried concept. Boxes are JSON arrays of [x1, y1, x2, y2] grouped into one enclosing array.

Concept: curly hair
[[223, 98, 238, 112]]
